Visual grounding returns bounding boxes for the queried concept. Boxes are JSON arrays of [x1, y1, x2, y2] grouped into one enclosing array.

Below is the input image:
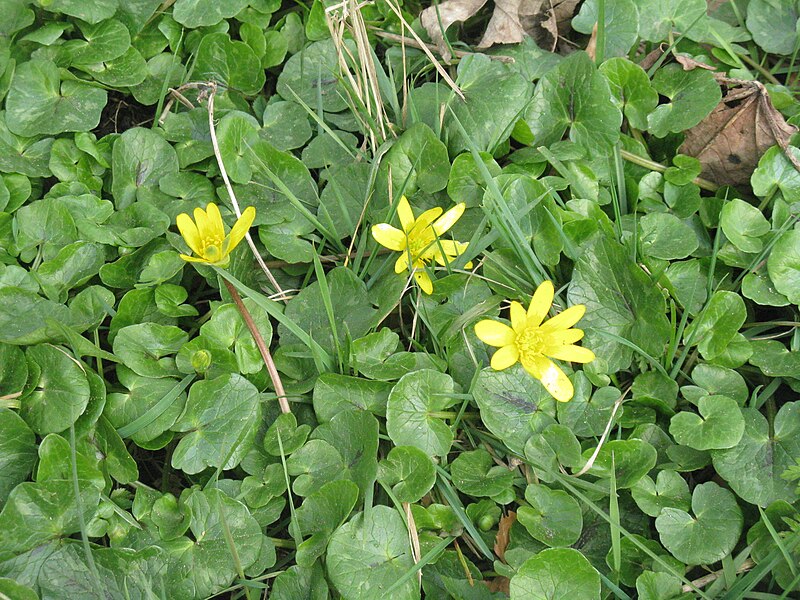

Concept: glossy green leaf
[[377, 445, 436, 503], [631, 470, 691, 518], [510, 548, 601, 599], [669, 395, 745, 450], [647, 66, 721, 138], [517, 483, 583, 547]]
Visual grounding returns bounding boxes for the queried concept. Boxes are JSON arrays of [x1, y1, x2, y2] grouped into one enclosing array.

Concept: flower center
[[202, 235, 224, 259], [515, 326, 545, 362], [407, 231, 436, 262]]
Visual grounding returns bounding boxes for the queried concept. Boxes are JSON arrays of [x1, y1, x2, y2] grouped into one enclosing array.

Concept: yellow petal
[[410, 206, 443, 236], [432, 240, 469, 266], [414, 269, 433, 294], [205, 202, 226, 240], [193, 206, 213, 241], [395, 252, 410, 274], [541, 304, 586, 332], [527, 280, 554, 327], [547, 345, 595, 364], [176, 213, 203, 256], [223, 205, 256, 256], [509, 301, 526, 333], [474, 320, 516, 347], [180, 253, 211, 264], [542, 328, 585, 350], [432, 203, 465, 236], [490, 344, 519, 370], [372, 224, 407, 251], [397, 196, 415, 232], [522, 355, 574, 402]]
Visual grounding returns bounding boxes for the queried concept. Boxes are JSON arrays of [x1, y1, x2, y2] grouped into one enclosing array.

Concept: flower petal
[[180, 253, 211, 264], [474, 320, 515, 347], [509, 301, 527, 333], [395, 252, 410, 274], [193, 206, 212, 242], [491, 344, 519, 370], [414, 268, 433, 294], [396, 196, 415, 232], [410, 206, 443, 236], [176, 213, 203, 256], [432, 203, 465, 236], [223, 205, 256, 256], [372, 224, 407, 251], [527, 280, 554, 327], [546, 345, 595, 364], [205, 202, 226, 240], [543, 328, 585, 347], [522, 355, 574, 402], [540, 304, 586, 332]]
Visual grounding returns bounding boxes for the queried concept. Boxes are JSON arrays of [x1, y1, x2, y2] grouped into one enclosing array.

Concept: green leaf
[[5, 60, 107, 137], [106, 375, 187, 446], [599, 57, 659, 130], [746, 0, 800, 55], [447, 151, 501, 208], [751, 145, 800, 203], [582, 439, 657, 488], [656, 481, 742, 564], [318, 162, 370, 239], [377, 445, 436, 503], [446, 55, 534, 155], [691, 364, 748, 405], [572, 0, 640, 58], [517, 483, 583, 547], [201, 300, 273, 374], [0, 343, 27, 398], [450, 448, 514, 497], [287, 409, 379, 497], [20, 344, 90, 434], [0, 578, 37, 600], [171, 373, 261, 474], [386, 369, 457, 457], [748, 339, 800, 377], [647, 66, 721, 138], [720, 199, 770, 253], [669, 395, 744, 450], [635, 571, 686, 600], [631, 470, 691, 518], [637, 0, 707, 42], [473, 364, 556, 453], [683, 291, 746, 360], [712, 403, 800, 506], [37, 0, 118, 23], [294, 480, 359, 566], [272, 564, 330, 600], [568, 234, 671, 373], [767, 229, 800, 305], [0, 113, 54, 177], [112, 323, 187, 379], [193, 32, 265, 95], [36, 241, 106, 302], [742, 272, 790, 307], [262, 100, 313, 151], [0, 409, 37, 507], [279, 267, 376, 356], [81, 46, 147, 87], [172, 0, 249, 27], [639, 213, 698, 260], [263, 412, 311, 456], [525, 51, 621, 153], [312, 373, 391, 422], [380, 122, 450, 200], [64, 18, 131, 66], [111, 127, 178, 209], [169, 488, 262, 598], [277, 39, 351, 113], [632, 371, 678, 414], [510, 547, 601, 600], [327, 505, 419, 600], [524, 423, 582, 482]]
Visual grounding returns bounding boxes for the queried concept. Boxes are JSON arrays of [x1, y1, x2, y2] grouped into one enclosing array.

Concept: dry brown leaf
[[420, 0, 490, 61], [674, 52, 716, 71], [680, 79, 799, 187], [484, 577, 511, 594], [420, 0, 579, 60], [493, 510, 516, 562]]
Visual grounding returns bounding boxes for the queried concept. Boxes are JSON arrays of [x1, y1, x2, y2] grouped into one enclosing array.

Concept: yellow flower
[[474, 281, 595, 402], [176, 202, 255, 267], [371, 196, 472, 294]]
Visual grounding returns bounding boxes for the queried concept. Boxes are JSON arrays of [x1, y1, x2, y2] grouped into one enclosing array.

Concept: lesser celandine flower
[[177, 202, 255, 267], [371, 196, 471, 294], [474, 280, 595, 402]]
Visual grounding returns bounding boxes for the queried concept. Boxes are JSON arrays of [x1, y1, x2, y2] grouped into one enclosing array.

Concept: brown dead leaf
[[420, 0, 579, 60], [674, 52, 716, 71], [484, 577, 511, 594], [680, 78, 799, 187], [494, 510, 516, 562]]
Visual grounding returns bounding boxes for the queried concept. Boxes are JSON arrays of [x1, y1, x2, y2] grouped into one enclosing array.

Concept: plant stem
[[619, 149, 719, 192], [222, 278, 291, 414]]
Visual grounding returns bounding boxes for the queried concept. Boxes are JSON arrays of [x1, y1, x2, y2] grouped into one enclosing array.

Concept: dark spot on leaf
[[728, 154, 742, 164]]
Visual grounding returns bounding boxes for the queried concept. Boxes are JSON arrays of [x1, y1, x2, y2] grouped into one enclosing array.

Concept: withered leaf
[[680, 78, 798, 187], [493, 509, 516, 562]]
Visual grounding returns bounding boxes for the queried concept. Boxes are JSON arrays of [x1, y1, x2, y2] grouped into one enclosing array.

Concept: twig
[[619, 149, 719, 192], [572, 387, 629, 478], [681, 558, 755, 593], [370, 29, 515, 64], [222, 278, 291, 414]]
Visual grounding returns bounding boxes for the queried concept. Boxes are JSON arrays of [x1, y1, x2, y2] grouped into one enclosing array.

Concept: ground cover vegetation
[[1, 0, 800, 597]]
